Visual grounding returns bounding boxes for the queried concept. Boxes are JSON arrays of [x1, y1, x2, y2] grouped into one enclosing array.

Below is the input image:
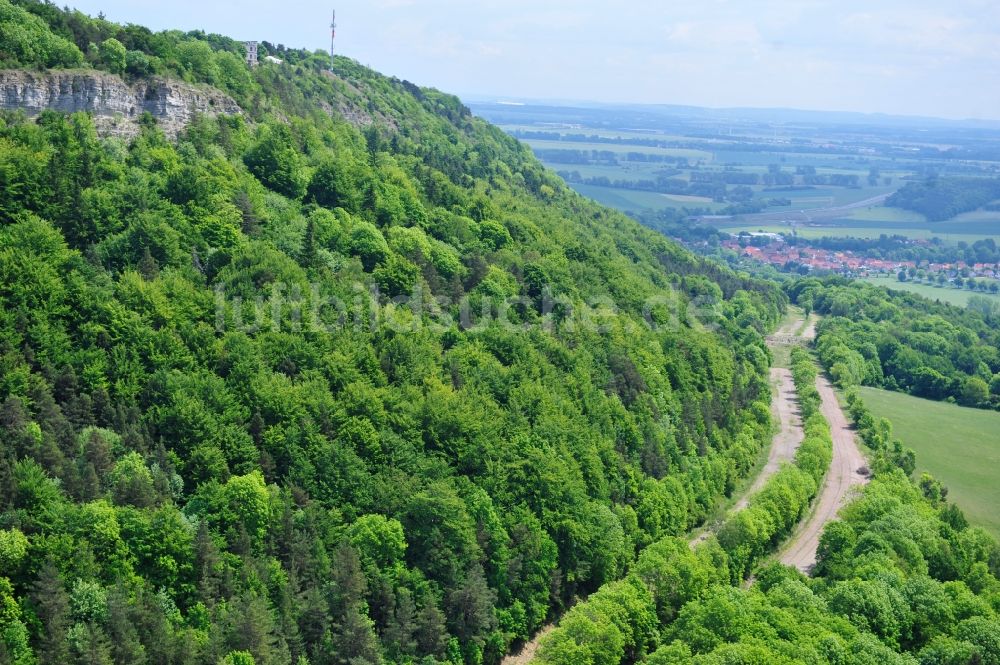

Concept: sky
[[67, 0, 1000, 120]]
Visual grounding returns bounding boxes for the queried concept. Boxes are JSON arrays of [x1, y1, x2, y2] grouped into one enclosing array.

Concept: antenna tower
[[330, 10, 337, 71]]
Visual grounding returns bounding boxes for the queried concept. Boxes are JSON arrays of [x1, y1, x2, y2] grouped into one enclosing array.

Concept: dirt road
[[735, 368, 802, 510], [778, 374, 869, 573], [502, 624, 554, 665], [502, 311, 814, 664], [689, 311, 809, 546], [733, 311, 815, 510], [799, 315, 817, 341]]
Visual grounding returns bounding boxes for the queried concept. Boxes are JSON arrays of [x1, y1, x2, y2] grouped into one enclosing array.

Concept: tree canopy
[[0, 2, 789, 663]]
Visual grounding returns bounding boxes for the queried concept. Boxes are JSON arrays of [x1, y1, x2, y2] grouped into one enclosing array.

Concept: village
[[721, 235, 1000, 290]]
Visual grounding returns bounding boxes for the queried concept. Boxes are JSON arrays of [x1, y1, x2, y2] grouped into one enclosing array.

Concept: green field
[[513, 130, 908, 217], [510, 125, 1000, 236], [774, 186, 900, 209], [862, 276, 1000, 307], [713, 216, 1000, 242], [711, 223, 946, 240], [552, 162, 665, 181], [858, 387, 1000, 537], [568, 183, 728, 213], [504, 125, 692, 143], [522, 138, 713, 161], [848, 206, 926, 223]]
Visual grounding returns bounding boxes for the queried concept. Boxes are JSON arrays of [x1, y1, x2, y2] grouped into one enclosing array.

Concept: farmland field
[[711, 216, 1000, 242], [474, 101, 1000, 246], [520, 138, 713, 161], [861, 276, 1000, 307], [847, 206, 926, 223], [858, 387, 1000, 537], [568, 183, 729, 213]]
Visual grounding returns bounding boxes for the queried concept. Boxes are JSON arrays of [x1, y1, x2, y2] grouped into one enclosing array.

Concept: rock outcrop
[[0, 69, 242, 138]]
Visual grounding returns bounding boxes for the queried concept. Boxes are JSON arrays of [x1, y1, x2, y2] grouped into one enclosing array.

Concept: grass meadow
[[858, 387, 1000, 537], [861, 276, 1000, 307]]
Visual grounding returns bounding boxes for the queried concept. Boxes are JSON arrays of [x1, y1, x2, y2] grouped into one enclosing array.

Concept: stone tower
[[245, 41, 258, 68]]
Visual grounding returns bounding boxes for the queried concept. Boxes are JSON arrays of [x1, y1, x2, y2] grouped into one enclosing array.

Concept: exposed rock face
[[0, 69, 242, 138]]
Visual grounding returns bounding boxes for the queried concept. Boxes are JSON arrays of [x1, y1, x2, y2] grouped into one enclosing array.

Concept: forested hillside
[[0, 2, 788, 664]]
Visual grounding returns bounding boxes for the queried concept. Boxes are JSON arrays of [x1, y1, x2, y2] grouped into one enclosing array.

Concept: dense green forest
[[534, 347, 833, 664], [784, 279, 1000, 409], [0, 2, 794, 664], [886, 177, 1000, 221], [4, 2, 1000, 665]]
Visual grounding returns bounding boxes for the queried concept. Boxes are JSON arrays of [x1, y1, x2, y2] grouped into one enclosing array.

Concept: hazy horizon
[[66, 0, 1000, 122]]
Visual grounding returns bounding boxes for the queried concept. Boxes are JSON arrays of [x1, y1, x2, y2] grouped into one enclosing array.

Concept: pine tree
[[331, 609, 381, 665], [383, 587, 417, 659], [31, 560, 70, 663], [301, 218, 318, 269], [414, 599, 448, 659], [224, 592, 287, 665], [138, 247, 159, 281], [66, 622, 113, 665]]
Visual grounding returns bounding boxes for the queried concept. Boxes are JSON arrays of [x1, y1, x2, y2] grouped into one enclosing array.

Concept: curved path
[[734, 367, 802, 511], [502, 625, 554, 665], [778, 373, 869, 573], [689, 310, 813, 546], [502, 312, 816, 663]]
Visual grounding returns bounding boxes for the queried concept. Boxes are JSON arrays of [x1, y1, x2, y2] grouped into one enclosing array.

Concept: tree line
[[788, 278, 1000, 410], [887, 176, 1000, 221]]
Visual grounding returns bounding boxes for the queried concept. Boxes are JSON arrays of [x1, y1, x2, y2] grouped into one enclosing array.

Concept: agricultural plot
[[479, 102, 1000, 241], [846, 206, 926, 223], [858, 387, 1000, 537], [520, 138, 713, 161], [712, 215, 1000, 242], [568, 183, 728, 213], [861, 276, 1000, 307]]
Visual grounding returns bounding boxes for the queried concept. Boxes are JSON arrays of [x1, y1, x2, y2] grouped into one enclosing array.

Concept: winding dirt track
[[734, 312, 815, 511], [687, 313, 810, 548], [778, 374, 869, 572], [735, 368, 802, 510], [501, 313, 820, 663]]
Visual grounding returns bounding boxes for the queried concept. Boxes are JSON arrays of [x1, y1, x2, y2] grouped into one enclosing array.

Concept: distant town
[[723, 234, 1000, 289]]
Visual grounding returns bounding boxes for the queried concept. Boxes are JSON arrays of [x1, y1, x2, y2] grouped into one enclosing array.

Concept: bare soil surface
[[735, 367, 803, 511], [799, 315, 818, 341], [778, 374, 869, 573], [502, 624, 554, 665], [689, 312, 811, 545]]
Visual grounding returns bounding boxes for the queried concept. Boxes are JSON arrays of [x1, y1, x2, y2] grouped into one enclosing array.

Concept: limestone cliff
[[0, 69, 242, 138]]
